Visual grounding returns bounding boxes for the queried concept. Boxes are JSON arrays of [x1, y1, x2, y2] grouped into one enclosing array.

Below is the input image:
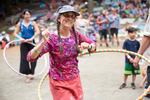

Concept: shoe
[[131, 83, 136, 89], [25, 78, 32, 83], [119, 83, 126, 89], [27, 74, 34, 80], [145, 94, 150, 98], [25, 74, 34, 83]]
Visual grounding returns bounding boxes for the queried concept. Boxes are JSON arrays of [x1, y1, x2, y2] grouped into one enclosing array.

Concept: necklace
[[60, 32, 71, 38]]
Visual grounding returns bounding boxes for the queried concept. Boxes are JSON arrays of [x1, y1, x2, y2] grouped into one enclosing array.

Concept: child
[[27, 5, 96, 100], [119, 26, 140, 89]]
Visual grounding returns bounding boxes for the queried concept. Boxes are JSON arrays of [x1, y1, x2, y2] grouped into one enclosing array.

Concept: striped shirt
[[108, 14, 120, 29], [97, 15, 108, 30]]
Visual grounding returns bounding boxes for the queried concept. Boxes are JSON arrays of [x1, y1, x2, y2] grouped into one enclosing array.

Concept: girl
[[13, 9, 40, 83], [27, 5, 95, 100]]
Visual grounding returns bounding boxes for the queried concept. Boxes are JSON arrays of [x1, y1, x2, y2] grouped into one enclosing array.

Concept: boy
[[119, 27, 140, 89]]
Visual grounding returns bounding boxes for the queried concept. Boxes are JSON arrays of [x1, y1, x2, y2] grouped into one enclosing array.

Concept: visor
[[57, 5, 80, 16]]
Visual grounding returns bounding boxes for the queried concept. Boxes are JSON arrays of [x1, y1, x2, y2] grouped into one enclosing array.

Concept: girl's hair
[[21, 9, 32, 18], [72, 26, 81, 53], [57, 17, 79, 54], [57, 20, 63, 53]]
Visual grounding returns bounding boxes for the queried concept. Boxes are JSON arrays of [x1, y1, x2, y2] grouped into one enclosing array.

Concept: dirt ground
[[0, 41, 149, 100]]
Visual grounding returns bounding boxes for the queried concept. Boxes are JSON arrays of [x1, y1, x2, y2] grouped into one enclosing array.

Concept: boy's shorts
[[124, 62, 140, 75]]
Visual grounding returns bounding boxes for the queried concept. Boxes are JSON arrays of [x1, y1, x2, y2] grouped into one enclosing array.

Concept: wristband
[[88, 44, 92, 50], [35, 49, 41, 54], [127, 55, 131, 59]]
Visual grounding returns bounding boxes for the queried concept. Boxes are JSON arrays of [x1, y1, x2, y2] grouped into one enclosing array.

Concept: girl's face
[[128, 32, 136, 39], [59, 12, 76, 28], [23, 11, 31, 20]]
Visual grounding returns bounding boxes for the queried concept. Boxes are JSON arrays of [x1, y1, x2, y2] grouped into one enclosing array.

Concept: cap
[[57, 5, 80, 16]]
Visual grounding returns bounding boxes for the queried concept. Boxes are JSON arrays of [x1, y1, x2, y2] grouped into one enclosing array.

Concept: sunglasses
[[62, 12, 76, 19]]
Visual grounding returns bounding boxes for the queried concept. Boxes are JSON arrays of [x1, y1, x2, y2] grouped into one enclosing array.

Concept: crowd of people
[[72, 0, 149, 49], [1, 0, 149, 49]]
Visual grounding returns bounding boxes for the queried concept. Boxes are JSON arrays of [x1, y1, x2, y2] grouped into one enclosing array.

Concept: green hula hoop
[[38, 49, 150, 100]]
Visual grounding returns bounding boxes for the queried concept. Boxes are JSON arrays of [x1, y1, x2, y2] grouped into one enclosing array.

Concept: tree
[[0, 0, 12, 16]]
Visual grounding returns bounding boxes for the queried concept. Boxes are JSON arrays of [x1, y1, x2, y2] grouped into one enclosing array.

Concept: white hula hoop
[[3, 39, 48, 77]]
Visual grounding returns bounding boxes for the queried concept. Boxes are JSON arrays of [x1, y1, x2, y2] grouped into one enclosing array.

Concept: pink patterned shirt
[[27, 31, 94, 80]]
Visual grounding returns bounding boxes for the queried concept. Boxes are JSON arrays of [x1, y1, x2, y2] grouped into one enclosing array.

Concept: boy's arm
[[125, 53, 133, 63], [123, 40, 133, 62]]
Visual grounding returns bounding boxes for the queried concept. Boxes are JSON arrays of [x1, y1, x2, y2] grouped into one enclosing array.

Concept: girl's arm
[[28, 41, 45, 60], [32, 21, 40, 39], [78, 32, 96, 51], [27, 31, 52, 62], [13, 23, 25, 41]]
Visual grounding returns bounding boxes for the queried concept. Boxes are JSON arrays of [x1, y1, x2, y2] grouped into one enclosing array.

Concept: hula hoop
[[37, 49, 150, 100], [3, 39, 48, 77]]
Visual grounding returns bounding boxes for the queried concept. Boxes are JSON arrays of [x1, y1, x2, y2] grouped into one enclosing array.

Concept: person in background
[[75, 14, 89, 36], [1, 31, 9, 49], [133, 31, 150, 98], [96, 10, 109, 47], [108, 8, 120, 46], [13, 9, 40, 83], [119, 27, 140, 89]]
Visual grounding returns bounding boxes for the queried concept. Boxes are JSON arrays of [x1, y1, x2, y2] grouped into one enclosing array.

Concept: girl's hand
[[78, 42, 90, 53], [79, 42, 96, 52], [80, 42, 89, 49], [41, 29, 49, 41], [87, 43, 96, 53], [20, 38, 25, 43], [25, 38, 34, 42]]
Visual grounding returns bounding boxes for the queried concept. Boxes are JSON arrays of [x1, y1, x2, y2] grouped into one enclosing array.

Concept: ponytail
[[57, 21, 63, 54]]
